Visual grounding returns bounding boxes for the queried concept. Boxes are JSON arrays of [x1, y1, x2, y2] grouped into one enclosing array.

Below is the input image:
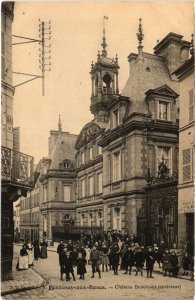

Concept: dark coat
[[154, 250, 162, 262], [134, 250, 145, 268], [127, 249, 135, 266], [77, 258, 87, 275], [182, 254, 191, 271], [162, 253, 171, 270], [90, 249, 100, 261], [145, 252, 155, 270], [110, 244, 120, 265], [61, 255, 74, 273], [169, 255, 179, 273], [33, 241, 40, 259], [57, 244, 65, 265]]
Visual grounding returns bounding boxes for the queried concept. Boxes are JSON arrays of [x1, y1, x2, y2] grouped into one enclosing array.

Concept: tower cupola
[[90, 16, 120, 122]]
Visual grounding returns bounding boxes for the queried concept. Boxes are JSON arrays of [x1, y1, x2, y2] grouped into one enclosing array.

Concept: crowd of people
[[56, 230, 194, 281], [16, 231, 193, 281], [16, 238, 48, 271]]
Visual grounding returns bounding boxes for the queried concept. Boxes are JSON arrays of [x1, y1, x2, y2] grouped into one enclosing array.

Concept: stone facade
[[75, 22, 192, 246], [174, 51, 194, 250], [1, 3, 34, 280], [19, 126, 78, 245]]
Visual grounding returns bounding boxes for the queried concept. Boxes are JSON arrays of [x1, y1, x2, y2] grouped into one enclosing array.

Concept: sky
[[12, 1, 194, 164]]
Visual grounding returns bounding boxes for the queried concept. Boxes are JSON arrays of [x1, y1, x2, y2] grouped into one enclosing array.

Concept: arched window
[[103, 73, 112, 94]]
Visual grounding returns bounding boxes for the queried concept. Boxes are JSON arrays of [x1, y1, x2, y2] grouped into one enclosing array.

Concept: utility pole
[[12, 19, 52, 96]]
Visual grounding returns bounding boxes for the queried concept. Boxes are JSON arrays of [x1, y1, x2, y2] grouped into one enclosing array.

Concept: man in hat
[[57, 240, 65, 266], [145, 246, 155, 278], [110, 242, 120, 275]]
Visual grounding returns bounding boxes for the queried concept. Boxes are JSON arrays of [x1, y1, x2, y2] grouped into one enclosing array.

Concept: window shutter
[[183, 148, 191, 182]]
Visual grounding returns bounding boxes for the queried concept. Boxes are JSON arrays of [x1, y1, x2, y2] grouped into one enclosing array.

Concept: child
[[134, 247, 145, 276], [169, 251, 179, 277], [60, 250, 76, 281], [162, 249, 171, 276], [100, 243, 109, 272], [145, 246, 155, 278], [85, 245, 91, 264], [77, 252, 87, 279]]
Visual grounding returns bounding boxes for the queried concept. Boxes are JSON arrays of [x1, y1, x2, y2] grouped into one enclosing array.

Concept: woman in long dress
[[33, 240, 41, 260], [17, 244, 29, 270], [25, 239, 34, 267], [40, 239, 48, 259]]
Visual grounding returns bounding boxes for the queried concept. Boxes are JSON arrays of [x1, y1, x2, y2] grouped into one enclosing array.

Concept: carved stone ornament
[[75, 122, 102, 149]]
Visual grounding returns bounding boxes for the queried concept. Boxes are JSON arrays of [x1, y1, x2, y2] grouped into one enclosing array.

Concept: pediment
[[75, 122, 102, 150], [145, 84, 179, 98]]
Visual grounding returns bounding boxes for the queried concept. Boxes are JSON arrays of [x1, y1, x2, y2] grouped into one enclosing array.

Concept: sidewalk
[[1, 255, 45, 296], [146, 263, 193, 281]]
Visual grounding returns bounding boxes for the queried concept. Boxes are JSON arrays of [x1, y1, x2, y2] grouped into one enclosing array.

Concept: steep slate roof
[[49, 132, 77, 170], [121, 52, 179, 115]]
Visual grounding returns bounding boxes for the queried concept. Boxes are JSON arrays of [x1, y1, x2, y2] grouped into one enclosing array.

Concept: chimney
[[127, 53, 138, 74], [153, 32, 190, 74]]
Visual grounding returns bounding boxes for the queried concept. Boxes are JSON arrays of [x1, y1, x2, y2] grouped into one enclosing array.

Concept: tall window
[[81, 151, 85, 164], [80, 213, 85, 226], [43, 186, 47, 202], [97, 145, 102, 156], [97, 172, 102, 193], [81, 178, 86, 198], [89, 176, 94, 196], [189, 90, 194, 123], [182, 148, 191, 182], [158, 101, 170, 121], [113, 208, 121, 230], [64, 185, 71, 202], [157, 147, 172, 174], [88, 213, 93, 226], [113, 151, 121, 182], [89, 146, 93, 160], [97, 211, 102, 226], [113, 109, 119, 127]]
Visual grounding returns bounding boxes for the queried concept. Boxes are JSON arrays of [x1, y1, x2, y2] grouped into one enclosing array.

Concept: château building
[[75, 19, 193, 246]]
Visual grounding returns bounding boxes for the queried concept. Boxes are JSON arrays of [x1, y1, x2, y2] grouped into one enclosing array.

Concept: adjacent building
[[1, 2, 34, 280], [19, 120, 78, 245], [174, 38, 194, 251]]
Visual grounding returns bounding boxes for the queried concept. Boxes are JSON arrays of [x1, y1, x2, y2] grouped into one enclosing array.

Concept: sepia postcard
[[1, 1, 194, 299]]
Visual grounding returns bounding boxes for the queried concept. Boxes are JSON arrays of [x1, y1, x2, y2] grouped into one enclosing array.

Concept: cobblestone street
[[2, 245, 194, 300]]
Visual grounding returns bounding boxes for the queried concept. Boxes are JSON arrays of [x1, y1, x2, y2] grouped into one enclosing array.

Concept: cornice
[[99, 120, 178, 147], [76, 156, 103, 173]]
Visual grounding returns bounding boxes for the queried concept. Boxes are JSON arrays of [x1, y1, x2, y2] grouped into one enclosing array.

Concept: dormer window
[[113, 108, 119, 128]]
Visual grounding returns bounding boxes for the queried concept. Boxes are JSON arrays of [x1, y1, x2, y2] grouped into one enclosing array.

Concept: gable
[[145, 84, 179, 98], [75, 122, 102, 150]]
